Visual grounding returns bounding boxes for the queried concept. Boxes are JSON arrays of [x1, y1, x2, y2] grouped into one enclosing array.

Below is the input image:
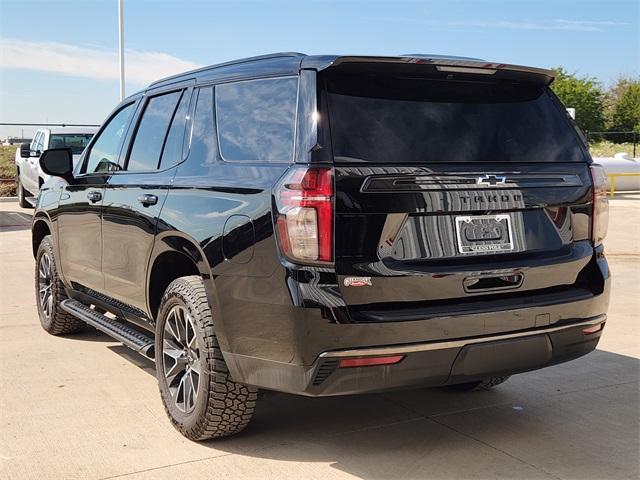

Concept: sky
[[0, 0, 638, 139]]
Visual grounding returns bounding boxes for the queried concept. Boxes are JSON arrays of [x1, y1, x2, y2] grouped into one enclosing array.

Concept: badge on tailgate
[[455, 214, 514, 254]]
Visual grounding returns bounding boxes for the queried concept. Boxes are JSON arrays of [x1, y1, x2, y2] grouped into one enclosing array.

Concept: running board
[[61, 299, 155, 360]]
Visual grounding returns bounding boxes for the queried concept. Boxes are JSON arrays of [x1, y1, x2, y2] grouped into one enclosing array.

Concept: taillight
[[590, 164, 609, 246], [274, 166, 334, 264]]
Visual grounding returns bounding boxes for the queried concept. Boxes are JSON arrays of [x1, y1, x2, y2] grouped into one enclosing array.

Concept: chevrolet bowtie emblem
[[477, 174, 507, 186]]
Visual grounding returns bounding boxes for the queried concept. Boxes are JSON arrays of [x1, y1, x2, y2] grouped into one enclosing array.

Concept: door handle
[[138, 193, 158, 207], [87, 191, 102, 203]]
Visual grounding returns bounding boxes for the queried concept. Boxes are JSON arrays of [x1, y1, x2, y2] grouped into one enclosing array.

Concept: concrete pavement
[[0, 196, 638, 480]]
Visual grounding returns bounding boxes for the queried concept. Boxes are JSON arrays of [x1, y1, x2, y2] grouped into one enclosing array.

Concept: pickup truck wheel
[[17, 176, 31, 208], [155, 276, 258, 441], [446, 376, 511, 392], [35, 235, 85, 334]]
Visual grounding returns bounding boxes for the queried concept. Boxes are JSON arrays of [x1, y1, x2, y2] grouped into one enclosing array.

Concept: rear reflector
[[582, 323, 604, 335], [339, 355, 405, 368]]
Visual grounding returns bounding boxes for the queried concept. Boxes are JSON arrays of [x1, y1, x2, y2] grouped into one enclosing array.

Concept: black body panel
[[56, 176, 108, 292], [102, 169, 175, 312]]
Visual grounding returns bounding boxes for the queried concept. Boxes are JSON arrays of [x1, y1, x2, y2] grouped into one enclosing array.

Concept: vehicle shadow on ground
[[0, 210, 33, 231], [71, 328, 122, 343], [108, 344, 157, 376], [107, 345, 639, 479]]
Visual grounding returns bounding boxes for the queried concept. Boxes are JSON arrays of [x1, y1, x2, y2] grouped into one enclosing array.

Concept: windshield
[[323, 73, 586, 163], [49, 134, 94, 155]]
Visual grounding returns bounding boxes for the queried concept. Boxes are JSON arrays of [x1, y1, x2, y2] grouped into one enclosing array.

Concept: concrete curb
[[0, 197, 17, 203]]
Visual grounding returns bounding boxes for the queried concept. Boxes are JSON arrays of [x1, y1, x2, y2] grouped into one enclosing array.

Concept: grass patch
[[589, 141, 637, 158], [0, 145, 17, 178], [0, 145, 17, 197], [0, 182, 16, 197]]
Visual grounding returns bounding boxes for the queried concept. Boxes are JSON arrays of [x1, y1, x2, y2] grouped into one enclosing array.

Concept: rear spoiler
[[301, 55, 556, 85]]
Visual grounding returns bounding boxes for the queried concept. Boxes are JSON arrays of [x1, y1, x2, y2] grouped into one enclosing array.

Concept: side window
[[182, 87, 215, 174], [127, 91, 182, 171], [158, 90, 191, 169], [84, 103, 135, 174], [215, 77, 298, 162]]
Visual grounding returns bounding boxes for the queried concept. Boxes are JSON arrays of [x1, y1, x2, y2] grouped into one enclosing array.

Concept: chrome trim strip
[[361, 173, 583, 192], [319, 315, 606, 359]]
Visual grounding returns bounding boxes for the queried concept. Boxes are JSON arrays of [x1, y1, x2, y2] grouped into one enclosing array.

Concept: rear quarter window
[[215, 77, 298, 162]]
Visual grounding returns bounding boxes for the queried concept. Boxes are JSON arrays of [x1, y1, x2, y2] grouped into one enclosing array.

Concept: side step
[[25, 196, 37, 207], [61, 299, 155, 360]]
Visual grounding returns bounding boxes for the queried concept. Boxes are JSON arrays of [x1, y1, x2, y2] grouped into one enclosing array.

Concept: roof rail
[[149, 52, 306, 87]]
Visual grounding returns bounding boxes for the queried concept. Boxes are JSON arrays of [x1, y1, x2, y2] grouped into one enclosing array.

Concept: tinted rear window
[[50, 134, 93, 154], [324, 73, 586, 163]]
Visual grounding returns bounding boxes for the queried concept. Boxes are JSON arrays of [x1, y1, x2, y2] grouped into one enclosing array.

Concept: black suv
[[33, 53, 610, 441]]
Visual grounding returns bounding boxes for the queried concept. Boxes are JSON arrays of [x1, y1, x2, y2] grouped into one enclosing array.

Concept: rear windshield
[[50, 134, 94, 155], [323, 73, 586, 163]]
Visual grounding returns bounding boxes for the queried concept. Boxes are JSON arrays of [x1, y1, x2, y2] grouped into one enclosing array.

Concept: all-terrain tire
[[17, 174, 31, 208], [446, 376, 511, 392], [155, 275, 258, 441], [35, 235, 84, 334]]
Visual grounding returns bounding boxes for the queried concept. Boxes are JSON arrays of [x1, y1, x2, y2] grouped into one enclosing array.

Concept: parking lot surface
[[1, 196, 638, 480]]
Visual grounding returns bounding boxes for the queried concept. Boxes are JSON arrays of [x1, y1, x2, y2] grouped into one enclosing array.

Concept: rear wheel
[[17, 175, 31, 208], [155, 276, 257, 441], [35, 235, 84, 334], [445, 376, 511, 392]]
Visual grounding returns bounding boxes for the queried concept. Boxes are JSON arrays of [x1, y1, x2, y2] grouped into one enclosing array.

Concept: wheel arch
[[146, 233, 222, 336], [32, 215, 52, 258], [148, 249, 200, 319]]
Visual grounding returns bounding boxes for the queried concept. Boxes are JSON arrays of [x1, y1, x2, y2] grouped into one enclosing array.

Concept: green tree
[[551, 67, 605, 133], [607, 77, 640, 133]]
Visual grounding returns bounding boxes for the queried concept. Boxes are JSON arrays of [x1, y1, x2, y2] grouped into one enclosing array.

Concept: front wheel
[[155, 276, 258, 441], [17, 174, 31, 208], [35, 235, 84, 334]]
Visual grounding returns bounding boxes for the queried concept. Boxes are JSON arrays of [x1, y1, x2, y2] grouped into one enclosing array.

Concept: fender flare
[[31, 212, 54, 258], [146, 231, 231, 352]]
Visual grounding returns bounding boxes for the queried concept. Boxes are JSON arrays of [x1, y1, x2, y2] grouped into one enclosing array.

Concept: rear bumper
[[224, 314, 606, 396], [220, 249, 610, 396]]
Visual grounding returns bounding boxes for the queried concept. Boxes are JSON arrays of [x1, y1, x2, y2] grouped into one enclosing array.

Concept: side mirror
[[20, 143, 31, 159], [40, 148, 74, 181]]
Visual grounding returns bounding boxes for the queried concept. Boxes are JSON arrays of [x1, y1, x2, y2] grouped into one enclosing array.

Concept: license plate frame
[[455, 214, 514, 254]]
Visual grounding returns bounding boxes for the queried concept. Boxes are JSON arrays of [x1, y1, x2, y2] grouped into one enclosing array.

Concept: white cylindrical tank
[[593, 153, 640, 192]]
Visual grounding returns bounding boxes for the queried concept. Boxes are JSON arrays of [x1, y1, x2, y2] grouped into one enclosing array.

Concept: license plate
[[455, 214, 514, 254]]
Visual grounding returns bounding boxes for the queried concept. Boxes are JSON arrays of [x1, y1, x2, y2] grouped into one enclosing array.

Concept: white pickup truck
[[15, 127, 97, 207]]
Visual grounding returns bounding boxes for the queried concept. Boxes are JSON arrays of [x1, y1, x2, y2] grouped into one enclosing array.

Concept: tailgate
[[319, 65, 600, 323], [334, 162, 595, 316]]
